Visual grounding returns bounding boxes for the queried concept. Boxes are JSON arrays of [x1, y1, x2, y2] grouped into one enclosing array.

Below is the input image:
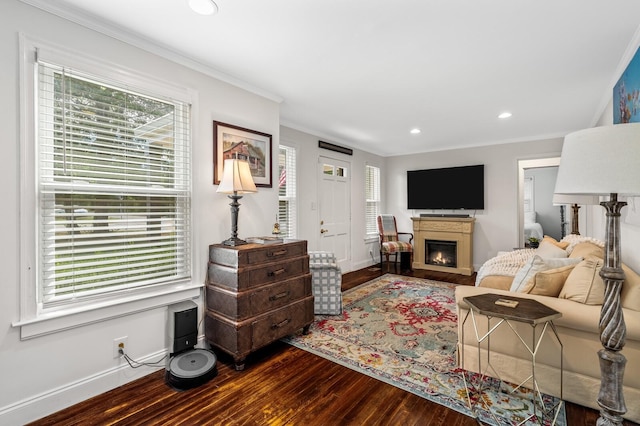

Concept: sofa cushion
[[559, 257, 605, 305], [561, 235, 605, 257], [536, 240, 568, 259], [543, 235, 570, 250], [510, 255, 583, 293], [525, 264, 577, 296], [569, 242, 604, 260], [478, 275, 513, 290]]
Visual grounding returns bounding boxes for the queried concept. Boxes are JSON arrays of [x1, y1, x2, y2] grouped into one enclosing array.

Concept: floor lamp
[[217, 158, 257, 246], [554, 123, 640, 425], [552, 194, 600, 235]]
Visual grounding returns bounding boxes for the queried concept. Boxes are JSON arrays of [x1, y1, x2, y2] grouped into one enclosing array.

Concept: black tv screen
[[407, 165, 484, 210]]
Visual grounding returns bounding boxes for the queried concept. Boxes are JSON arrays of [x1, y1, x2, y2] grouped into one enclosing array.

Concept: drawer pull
[[267, 249, 288, 257], [268, 268, 286, 277], [271, 318, 291, 329], [269, 291, 290, 301]]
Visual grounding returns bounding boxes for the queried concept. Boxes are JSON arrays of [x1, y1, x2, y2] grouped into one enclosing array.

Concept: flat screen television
[[407, 164, 484, 210]]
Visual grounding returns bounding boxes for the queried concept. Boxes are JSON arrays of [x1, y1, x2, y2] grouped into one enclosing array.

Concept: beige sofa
[[455, 235, 640, 423]]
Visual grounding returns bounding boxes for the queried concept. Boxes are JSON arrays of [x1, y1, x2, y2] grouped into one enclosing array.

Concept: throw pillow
[[559, 257, 605, 304], [569, 242, 604, 260], [524, 211, 537, 224], [523, 264, 577, 296], [562, 235, 605, 256], [543, 235, 570, 250], [510, 255, 583, 293], [535, 240, 568, 259]]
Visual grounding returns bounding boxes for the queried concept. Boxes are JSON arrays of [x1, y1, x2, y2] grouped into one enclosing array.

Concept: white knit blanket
[[475, 249, 536, 286], [474, 235, 605, 286]]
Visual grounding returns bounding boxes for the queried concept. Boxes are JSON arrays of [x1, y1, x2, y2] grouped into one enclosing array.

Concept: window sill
[[13, 282, 202, 340]]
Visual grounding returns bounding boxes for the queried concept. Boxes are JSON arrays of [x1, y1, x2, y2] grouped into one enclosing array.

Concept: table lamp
[[217, 158, 257, 246], [554, 122, 640, 425]]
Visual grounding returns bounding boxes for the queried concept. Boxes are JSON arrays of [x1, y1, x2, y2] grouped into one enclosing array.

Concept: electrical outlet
[[113, 336, 128, 358]]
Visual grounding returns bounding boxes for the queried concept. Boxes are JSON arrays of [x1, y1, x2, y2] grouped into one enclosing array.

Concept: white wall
[[386, 138, 566, 270], [1, 1, 281, 423], [280, 126, 385, 271]]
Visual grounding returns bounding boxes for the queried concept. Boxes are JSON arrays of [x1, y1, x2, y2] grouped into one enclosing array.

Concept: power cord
[[118, 347, 167, 369]]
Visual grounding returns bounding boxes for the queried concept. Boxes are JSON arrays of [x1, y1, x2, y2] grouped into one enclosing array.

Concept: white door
[[317, 156, 351, 271]]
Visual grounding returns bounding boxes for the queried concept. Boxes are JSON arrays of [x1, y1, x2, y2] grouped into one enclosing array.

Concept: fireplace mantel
[[411, 217, 475, 275]]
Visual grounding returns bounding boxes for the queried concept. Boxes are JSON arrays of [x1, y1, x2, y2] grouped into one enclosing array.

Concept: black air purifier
[[165, 300, 217, 390]]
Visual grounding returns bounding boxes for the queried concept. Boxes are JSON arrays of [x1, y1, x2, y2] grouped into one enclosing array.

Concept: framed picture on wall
[[614, 46, 640, 124], [213, 121, 272, 187]]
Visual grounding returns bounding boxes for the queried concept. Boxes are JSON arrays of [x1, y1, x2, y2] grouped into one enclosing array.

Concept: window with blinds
[[278, 145, 297, 238], [365, 165, 381, 236], [36, 60, 191, 308]]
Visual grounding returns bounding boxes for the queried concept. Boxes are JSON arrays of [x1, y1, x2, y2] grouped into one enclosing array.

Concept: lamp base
[[222, 237, 248, 246]]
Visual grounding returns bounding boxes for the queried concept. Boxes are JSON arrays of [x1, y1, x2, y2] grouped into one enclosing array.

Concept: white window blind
[[37, 60, 191, 308], [365, 165, 381, 236], [278, 145, 297, 238]]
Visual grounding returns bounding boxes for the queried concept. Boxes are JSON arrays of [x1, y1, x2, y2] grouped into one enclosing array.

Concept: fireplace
[[425, 240, 457, 268], [411, 217, 475, 275]]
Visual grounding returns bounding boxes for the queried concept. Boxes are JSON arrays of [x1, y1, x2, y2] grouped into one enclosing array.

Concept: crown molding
[[18, 0, 283, 104]]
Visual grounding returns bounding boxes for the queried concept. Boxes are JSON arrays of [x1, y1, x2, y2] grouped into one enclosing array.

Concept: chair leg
[[399, 252, 412, 272]]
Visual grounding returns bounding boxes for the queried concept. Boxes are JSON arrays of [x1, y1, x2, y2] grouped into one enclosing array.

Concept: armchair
[[308, 251, 343, 315], [377, 214, 413, 272]]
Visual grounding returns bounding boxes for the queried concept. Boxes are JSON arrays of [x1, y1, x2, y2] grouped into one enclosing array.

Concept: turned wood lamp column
[[217, 158, 257, 246], [552, 194, 600, 235], [554, 123, 640, 426]]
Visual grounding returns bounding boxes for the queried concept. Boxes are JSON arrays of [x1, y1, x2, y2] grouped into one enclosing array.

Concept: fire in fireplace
[[425, 240, 457, 268]]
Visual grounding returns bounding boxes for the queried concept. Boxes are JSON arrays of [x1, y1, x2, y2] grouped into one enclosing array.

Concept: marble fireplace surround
[[411, 217, 475, 276]]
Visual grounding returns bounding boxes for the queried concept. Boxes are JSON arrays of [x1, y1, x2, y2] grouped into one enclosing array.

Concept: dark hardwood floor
[[28, 264, 629, 425]]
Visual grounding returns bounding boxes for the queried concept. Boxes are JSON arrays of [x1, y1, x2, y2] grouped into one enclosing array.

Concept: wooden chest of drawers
[[205, 240, 313, 370]]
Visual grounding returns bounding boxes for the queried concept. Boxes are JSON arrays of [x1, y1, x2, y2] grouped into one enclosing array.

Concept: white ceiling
[[24, 0, 640, 156]]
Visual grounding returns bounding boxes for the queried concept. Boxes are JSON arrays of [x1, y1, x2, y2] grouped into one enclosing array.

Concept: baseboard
[[351, 259, 378, 272], [0, 349, 167, 425]]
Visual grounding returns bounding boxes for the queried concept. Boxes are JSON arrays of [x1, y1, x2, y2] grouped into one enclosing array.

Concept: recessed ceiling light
[[188, 0, 218, 15], [498, 112, 512, 119], [410, 128, 421, 134]]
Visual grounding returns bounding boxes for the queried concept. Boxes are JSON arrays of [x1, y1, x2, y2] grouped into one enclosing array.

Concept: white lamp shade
[[552, 193, 600, 206], [217, 159, 257, 194], [554, 123, 640, 196]]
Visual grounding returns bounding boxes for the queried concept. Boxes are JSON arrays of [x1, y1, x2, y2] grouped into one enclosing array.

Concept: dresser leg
[[234, 358, 245, 371], [302, 324, 311, 335]]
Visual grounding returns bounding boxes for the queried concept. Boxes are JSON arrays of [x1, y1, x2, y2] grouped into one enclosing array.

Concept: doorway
[[517, 157, 561, 247], [317, 156, 351, 271]]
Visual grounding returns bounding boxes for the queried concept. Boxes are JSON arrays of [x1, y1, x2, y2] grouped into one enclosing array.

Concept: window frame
[[278, 143, 297, 238], [15, 35, 200, 340], [365, 164, 381, 239]]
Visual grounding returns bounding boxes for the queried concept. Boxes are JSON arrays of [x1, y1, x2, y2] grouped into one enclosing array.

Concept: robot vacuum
[[166, 348, 218, 390], [165, 301, 218, 390]]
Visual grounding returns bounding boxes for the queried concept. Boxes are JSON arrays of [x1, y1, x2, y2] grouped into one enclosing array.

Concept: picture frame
[[213, 121, 272, 187], [614, 45, 640, 124]]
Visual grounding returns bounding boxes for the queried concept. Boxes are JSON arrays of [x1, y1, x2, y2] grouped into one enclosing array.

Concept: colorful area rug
[[282, 274, 566, 426]]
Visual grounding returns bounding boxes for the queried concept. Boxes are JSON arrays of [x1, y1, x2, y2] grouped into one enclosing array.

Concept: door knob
[[320, 228, 328, 234]]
